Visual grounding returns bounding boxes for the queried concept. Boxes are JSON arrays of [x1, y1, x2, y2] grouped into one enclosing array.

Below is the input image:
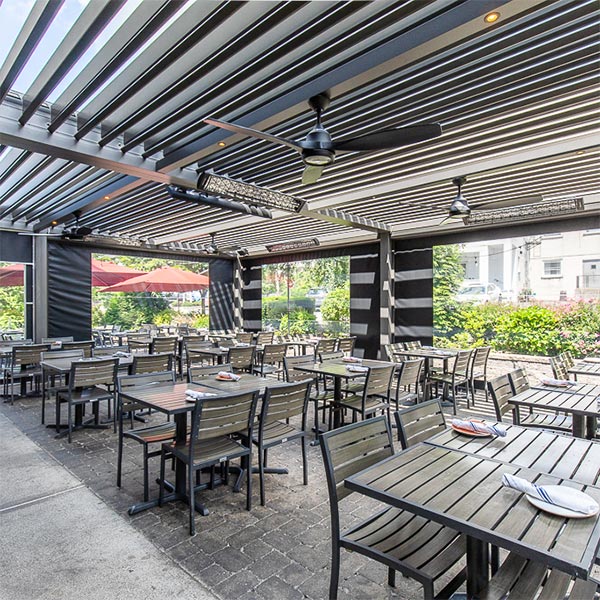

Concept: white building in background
[[458, 229, 600, 302]]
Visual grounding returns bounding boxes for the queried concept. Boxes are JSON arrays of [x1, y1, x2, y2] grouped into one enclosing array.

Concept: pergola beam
[[302, 208, 391, 233]]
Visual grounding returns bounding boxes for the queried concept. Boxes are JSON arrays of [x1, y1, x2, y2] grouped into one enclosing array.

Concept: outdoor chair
[[320, 416, 466, 600], [467, 346, 491, 406], [127, 335, 151, 353], [184, 339, 214, 368], [42, 336, 74, 344], [393, 358, 424, 409], [131, 352, 173, 374], [384, 342, 405, 362], [256, 331, 274, 345], [403, 340, 422, 350], [428, 350, 472, 415], [507, 367, 530, 395], [252, 343, 286, 378], [315, 338, 338, 355], [550, 355, 570, 381], [159, 390, 259, 535], [5, 343, 51, 404], [394, 399, 446, 449], [93, 345, 129, 357], [338, 365, 396, 425], [62, 340, 94, 358], [227, 346, 255, 373], [337, 336, 356, 355], [151, 336, 178, 355], [188, 363, 232, 383], [284, 354, 334, 438], [319, 350, 344, 362], [241, 380, 311, 506], [40, 349, 84, 424], [56, 358, 118, 442], [116, 371, 176, 501], [488, 373, 571, 432], [235, 331, 254, 344]]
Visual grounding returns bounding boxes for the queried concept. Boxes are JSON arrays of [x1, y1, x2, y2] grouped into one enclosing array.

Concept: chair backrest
[[404, 340, 422, 350], [227, 346, 255, 371], [319, 350, 344, 362], [188, 362, 232, 382], [40, 349, 84, 360], [384, 342, 404, 362], [260, 380, 311, 432], [396, 358, 424, 388], [62, 341, 94, 358], [256, 331, 274, 345], [452, 349, 472, 376], [394, 399, 446, 449], [471, 346, 491, 373], [364, 365, 396, 398], [550, 356, 569, 380], [320, 416, 394, 509], [42, 336, 74, 343], [507, 368, 530, 395], [132, 352, 173, 374], [488, 374, 514, 421], [11, 344, 51, 367], [283, 355, 317, 383], [69, 358, 118, 389], [93, 345, 128, 357], [151, 336, 178, 354], [562, 351, 575, 368], [236, 332, 254, 344], [218, 338, 236, 348], [117, 370, 176, 412], [316, 338, 338, 354], [189, 392, 259, 452], [337, 337, 356, 355], [261, 343, 287, 365]]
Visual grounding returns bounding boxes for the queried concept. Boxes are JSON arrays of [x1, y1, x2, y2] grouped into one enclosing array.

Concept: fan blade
[[472, 195, 544, 210], [204, 118, 302, 152], [333, 123, 442, 152], [18, 232, 61, 237], [302, 165, 325, 185]]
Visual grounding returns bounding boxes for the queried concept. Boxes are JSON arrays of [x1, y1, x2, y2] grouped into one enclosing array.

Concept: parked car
[[455, 282, 503, 303]]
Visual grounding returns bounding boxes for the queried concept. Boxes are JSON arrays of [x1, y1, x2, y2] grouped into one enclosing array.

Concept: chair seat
[[253, 421, 303, 445], [395, 390, 418, 405], [519, 412, 572, 431], [124, 422, 177, 444], [9, 366, 42, 379], [252, 365, 282, 376], [167, 435, 249, 466], [338, 394, 389, 414], [341, 379, 366, 394], [343, 506, 465, 583], [57, 386, 112, 403], [429, 372, 468, 385]]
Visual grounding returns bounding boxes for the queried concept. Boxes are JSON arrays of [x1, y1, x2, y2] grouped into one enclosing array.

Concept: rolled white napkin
[[584, 357, 600, 364], [185, 389, 217, 400], [112, 351, 130, 357], [346, 365, 369, 373], [540, 377, 573, 387], [342, 356, 362, 363], [501, 473, 598, 515], [217, 371, 241, 381], [235, 342, 250, 347], [219, 346, 231, 351], [451, 419, 507, 437]]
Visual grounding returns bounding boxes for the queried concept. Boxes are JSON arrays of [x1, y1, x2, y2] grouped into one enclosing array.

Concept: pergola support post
[[379, 232, 394, 358], [33, 236, 48, 342]]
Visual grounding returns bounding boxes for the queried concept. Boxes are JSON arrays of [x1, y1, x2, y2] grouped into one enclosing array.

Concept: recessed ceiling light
[[218, 141, 226, 147], [484, 11, 500, 23]]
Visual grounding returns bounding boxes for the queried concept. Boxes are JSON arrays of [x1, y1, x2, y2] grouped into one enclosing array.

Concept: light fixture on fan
[[447, 176, 470, 219]]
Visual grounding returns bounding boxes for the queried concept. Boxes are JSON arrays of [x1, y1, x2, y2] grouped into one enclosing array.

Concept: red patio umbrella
[[0, 259, 145, 287], [100, 266, 209, 293]]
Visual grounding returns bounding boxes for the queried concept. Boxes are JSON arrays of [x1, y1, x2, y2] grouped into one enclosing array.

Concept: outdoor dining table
[[345, 442, 600, 597], [570, 360, 600, 380], [293, 358, 393, 428], [187, 346, 229, 364], [509, 386, 600, 438]]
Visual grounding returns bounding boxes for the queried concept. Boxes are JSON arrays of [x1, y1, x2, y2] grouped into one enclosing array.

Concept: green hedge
[[434, 300, 600, 357]]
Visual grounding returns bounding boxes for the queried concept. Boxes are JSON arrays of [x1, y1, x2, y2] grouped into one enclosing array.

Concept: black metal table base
[[128, 492, 208, 516], [54, 419, 109, 438], [230, 465, 288, 493]]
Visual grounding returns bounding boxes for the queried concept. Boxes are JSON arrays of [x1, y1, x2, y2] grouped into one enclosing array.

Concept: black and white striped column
[[233, 258, 244, 330], [394, 247, 433, 345], [379, 233, 394, 357], [241, 263, 262, 332], [209, 259, 234, 331]]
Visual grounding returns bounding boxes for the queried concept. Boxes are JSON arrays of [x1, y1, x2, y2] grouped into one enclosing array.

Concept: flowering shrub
[[434, 299, 600, 357]]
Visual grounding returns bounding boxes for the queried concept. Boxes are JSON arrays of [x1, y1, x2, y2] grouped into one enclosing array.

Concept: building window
[[543, 260, 562, 277]]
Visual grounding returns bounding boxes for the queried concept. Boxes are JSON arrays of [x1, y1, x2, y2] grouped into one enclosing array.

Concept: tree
[[0, 286, 24, 328], [433, 244, 465, 337], [321, 284, 350, 323]]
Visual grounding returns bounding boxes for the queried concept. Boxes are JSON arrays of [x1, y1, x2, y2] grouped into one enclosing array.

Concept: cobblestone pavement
[[0, 357, 586, 600]]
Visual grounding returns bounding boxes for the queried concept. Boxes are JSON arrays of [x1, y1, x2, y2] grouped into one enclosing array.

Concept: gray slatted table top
[[41, 356, 133, 372], [509, 387, 600, 417], [345, 443, 600, 579], [426, 425, 600, 487], [531, 382, 600, 396], [199, 375, 287, 394], [394, 348, 458, 359], [570, 361, 600, 377], [294, 359, 393, 378], [187, 347, 229, 357]]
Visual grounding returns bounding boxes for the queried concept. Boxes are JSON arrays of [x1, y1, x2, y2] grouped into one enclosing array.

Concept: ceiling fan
[[441, 176, 544, 224], [205, 91, 442, 184], [199, 232, 242, 256], [19, 211, 93, 239]]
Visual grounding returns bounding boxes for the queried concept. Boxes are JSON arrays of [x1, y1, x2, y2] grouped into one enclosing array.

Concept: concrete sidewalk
[[0, 412, 218, 600]]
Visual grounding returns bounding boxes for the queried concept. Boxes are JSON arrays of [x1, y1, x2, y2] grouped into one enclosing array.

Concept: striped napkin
[[501, 473, 598, 515], [342, 356, 362, 363], [540, 377, 573, 387], [185, 390, 217, 401], [217, 371, 241, 381], [346, 365, 369, 373], [584, 357, 600, 363], [451, 419, 507, 437]]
